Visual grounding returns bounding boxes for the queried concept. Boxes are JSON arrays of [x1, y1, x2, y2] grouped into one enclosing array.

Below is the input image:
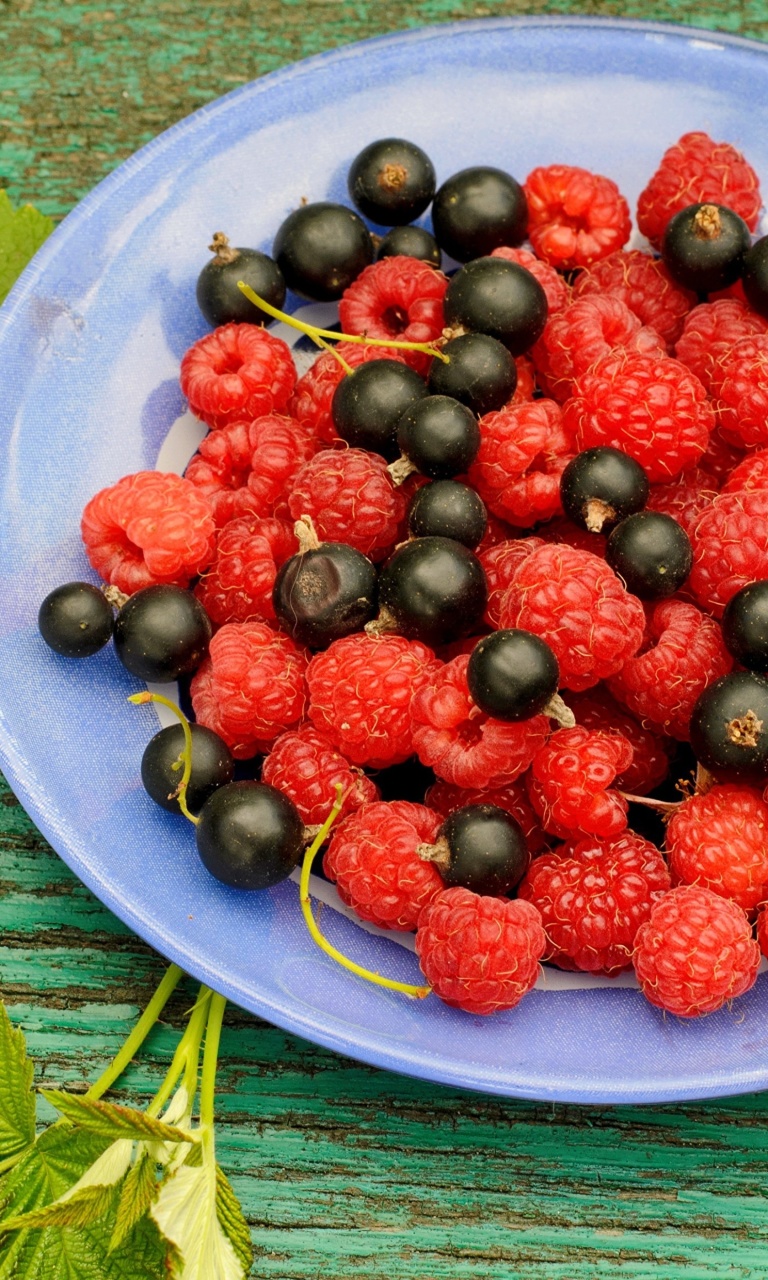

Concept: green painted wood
[[4, 2, 768, 1275]]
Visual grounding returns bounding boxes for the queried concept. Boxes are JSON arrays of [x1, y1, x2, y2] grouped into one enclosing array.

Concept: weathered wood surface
[[3, 1, 768, 1276]]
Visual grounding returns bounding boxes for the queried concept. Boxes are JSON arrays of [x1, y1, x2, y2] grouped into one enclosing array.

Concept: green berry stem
[[237, 280, 450, 363], [128, 691, 198, 824], [86, 962, 184, 1102], [146, 985, 214, 1119], [199, 992, 227, 1144]]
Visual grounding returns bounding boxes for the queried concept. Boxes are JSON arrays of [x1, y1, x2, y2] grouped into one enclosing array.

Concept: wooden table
[[3, 2, 768, 1275]]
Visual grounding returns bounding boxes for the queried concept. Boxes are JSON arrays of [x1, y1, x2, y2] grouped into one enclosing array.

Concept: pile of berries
[[41, 130, 768, 1020]]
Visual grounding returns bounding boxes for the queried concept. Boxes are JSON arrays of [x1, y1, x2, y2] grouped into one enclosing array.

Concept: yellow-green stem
[[86, 964, 184, 1101], [146, 986, 213, 1119]]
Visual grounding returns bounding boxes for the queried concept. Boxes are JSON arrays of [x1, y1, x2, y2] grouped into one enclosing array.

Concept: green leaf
[[216, 1165, 253, 1276], [109, 1149, 158, 1253], [151, 1159, 245, 1280], [0, 1181, 116, 1235], [0, 1123, 107, 1221], [0, 190, 54, 304], [41, 1091, 198, 1146], [0, 1002, 35, 1162]]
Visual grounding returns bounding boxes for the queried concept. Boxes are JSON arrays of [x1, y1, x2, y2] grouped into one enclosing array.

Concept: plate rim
[[3, 12, 768, 1104]]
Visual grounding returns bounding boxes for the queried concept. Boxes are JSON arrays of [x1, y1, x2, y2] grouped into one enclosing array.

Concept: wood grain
[[3, 1, 768, 1275]]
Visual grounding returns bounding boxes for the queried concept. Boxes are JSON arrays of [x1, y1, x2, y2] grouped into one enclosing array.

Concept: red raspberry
[[467, 400, 576, 527], [698, 425, 746, 488], [81, 470, 216, 595], [674, 299, 768, 392], [633, 885, 760, 1017], [637, 131, 761, 250], [523, 165, 631, 270], [261, 724, 378, 826], [526, 726, 633, 839], [179, 323, 296, 430], [479, 537, 546, 629], [722, 449, 768, 495], [666, 785, 768, 914], [425, 778, 549, 855], [185, 415, 317, 527], [531, 295, 664, 403], [690, 489, 768, 617], [190, 621, 308, 759], [562, 351, 714, 483], [474, 511, 519, 556], [324, 801, 442, 932], [415, 888, 546, 1015], [537, 516, 607, 559], [288, 448, 406, 562], [608, 600, 732, 740], [307, 632, 439, 769], [508, 355, 537, 406], [411, 655, 549, 790], [519, 832, 671, 975], [714, 334, 768, 450], [338, 256, 448, 375], [490, 245, 571, 313], [757, 906, 768, 958], [194, 516, 296, 627], [567, 687, 671, 795], [646, 468, 717, 539], [288, 342, 410, 446], [572, 249, 695, 349], [499, 543, 645, 692]]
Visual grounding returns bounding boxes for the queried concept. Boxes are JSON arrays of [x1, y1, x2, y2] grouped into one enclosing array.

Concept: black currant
[[742, 236, 768, 318], [722, 580, 768, 673], [423, 804, 528, 896], [331, 359, 427, 459], [141, 723, 234, 816], [661, 202, 750, 294], [467, 629, 559, 721], [427, 333, 516, 416], [560, 446, 650, 533], [196, 232, 285, 327], [273, 202, 373, 301], [443, 257, 547, 355], [606, 512, 692, 599], [113, 586, 212, 683], [348, 137, 436, 226], [273, 529, 377, 649], [689, 672, 768, 784], [376, 224, 441, 266], [38, 582, 114, 658], [431, 166, 528, 262], [377, 536, 486, 647], [408, 479, 487, 549], [196, 780, 304, 890], [396, 395, 480, 479]]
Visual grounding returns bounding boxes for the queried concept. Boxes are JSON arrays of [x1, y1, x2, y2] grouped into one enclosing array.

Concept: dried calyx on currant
[[196, 231, 286, 326], [560, 447, 650, 534], [661, 201, 750, 294], [348, 137, 436, 226]]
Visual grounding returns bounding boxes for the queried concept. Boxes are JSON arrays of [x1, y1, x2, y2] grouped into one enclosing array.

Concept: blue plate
[[3, 16, 768, 1104]]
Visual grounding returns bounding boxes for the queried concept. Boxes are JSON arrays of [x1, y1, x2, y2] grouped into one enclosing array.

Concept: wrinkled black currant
[[722, 580, 768, 672], [560, 447, 650, 533], [396, 395, 480, 478], [376, 224, 441, 266], [141, 723, 234, 816], [273, 542, 377, 649], [742, 236, 768, 318], [689, 672, 768, 784], [606, 512, 692, 599], [431, 804, 528, 896], [432, 166, 528, 262], [331, 359, 427, 459], [467, 629, 559, 722], [113, 586, 212, 683], [443, 257, 547, 355], [408, 480, 487, 549], [38, 582, 114, 658], [348, 138, 436, 226], [273, 202, 373, 301], [661, 202, 750, 294], [427, 333, 516, 416], [196, 780, 305, 889], [378, 536, 487, 647], [196, 233, 285, 327]]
